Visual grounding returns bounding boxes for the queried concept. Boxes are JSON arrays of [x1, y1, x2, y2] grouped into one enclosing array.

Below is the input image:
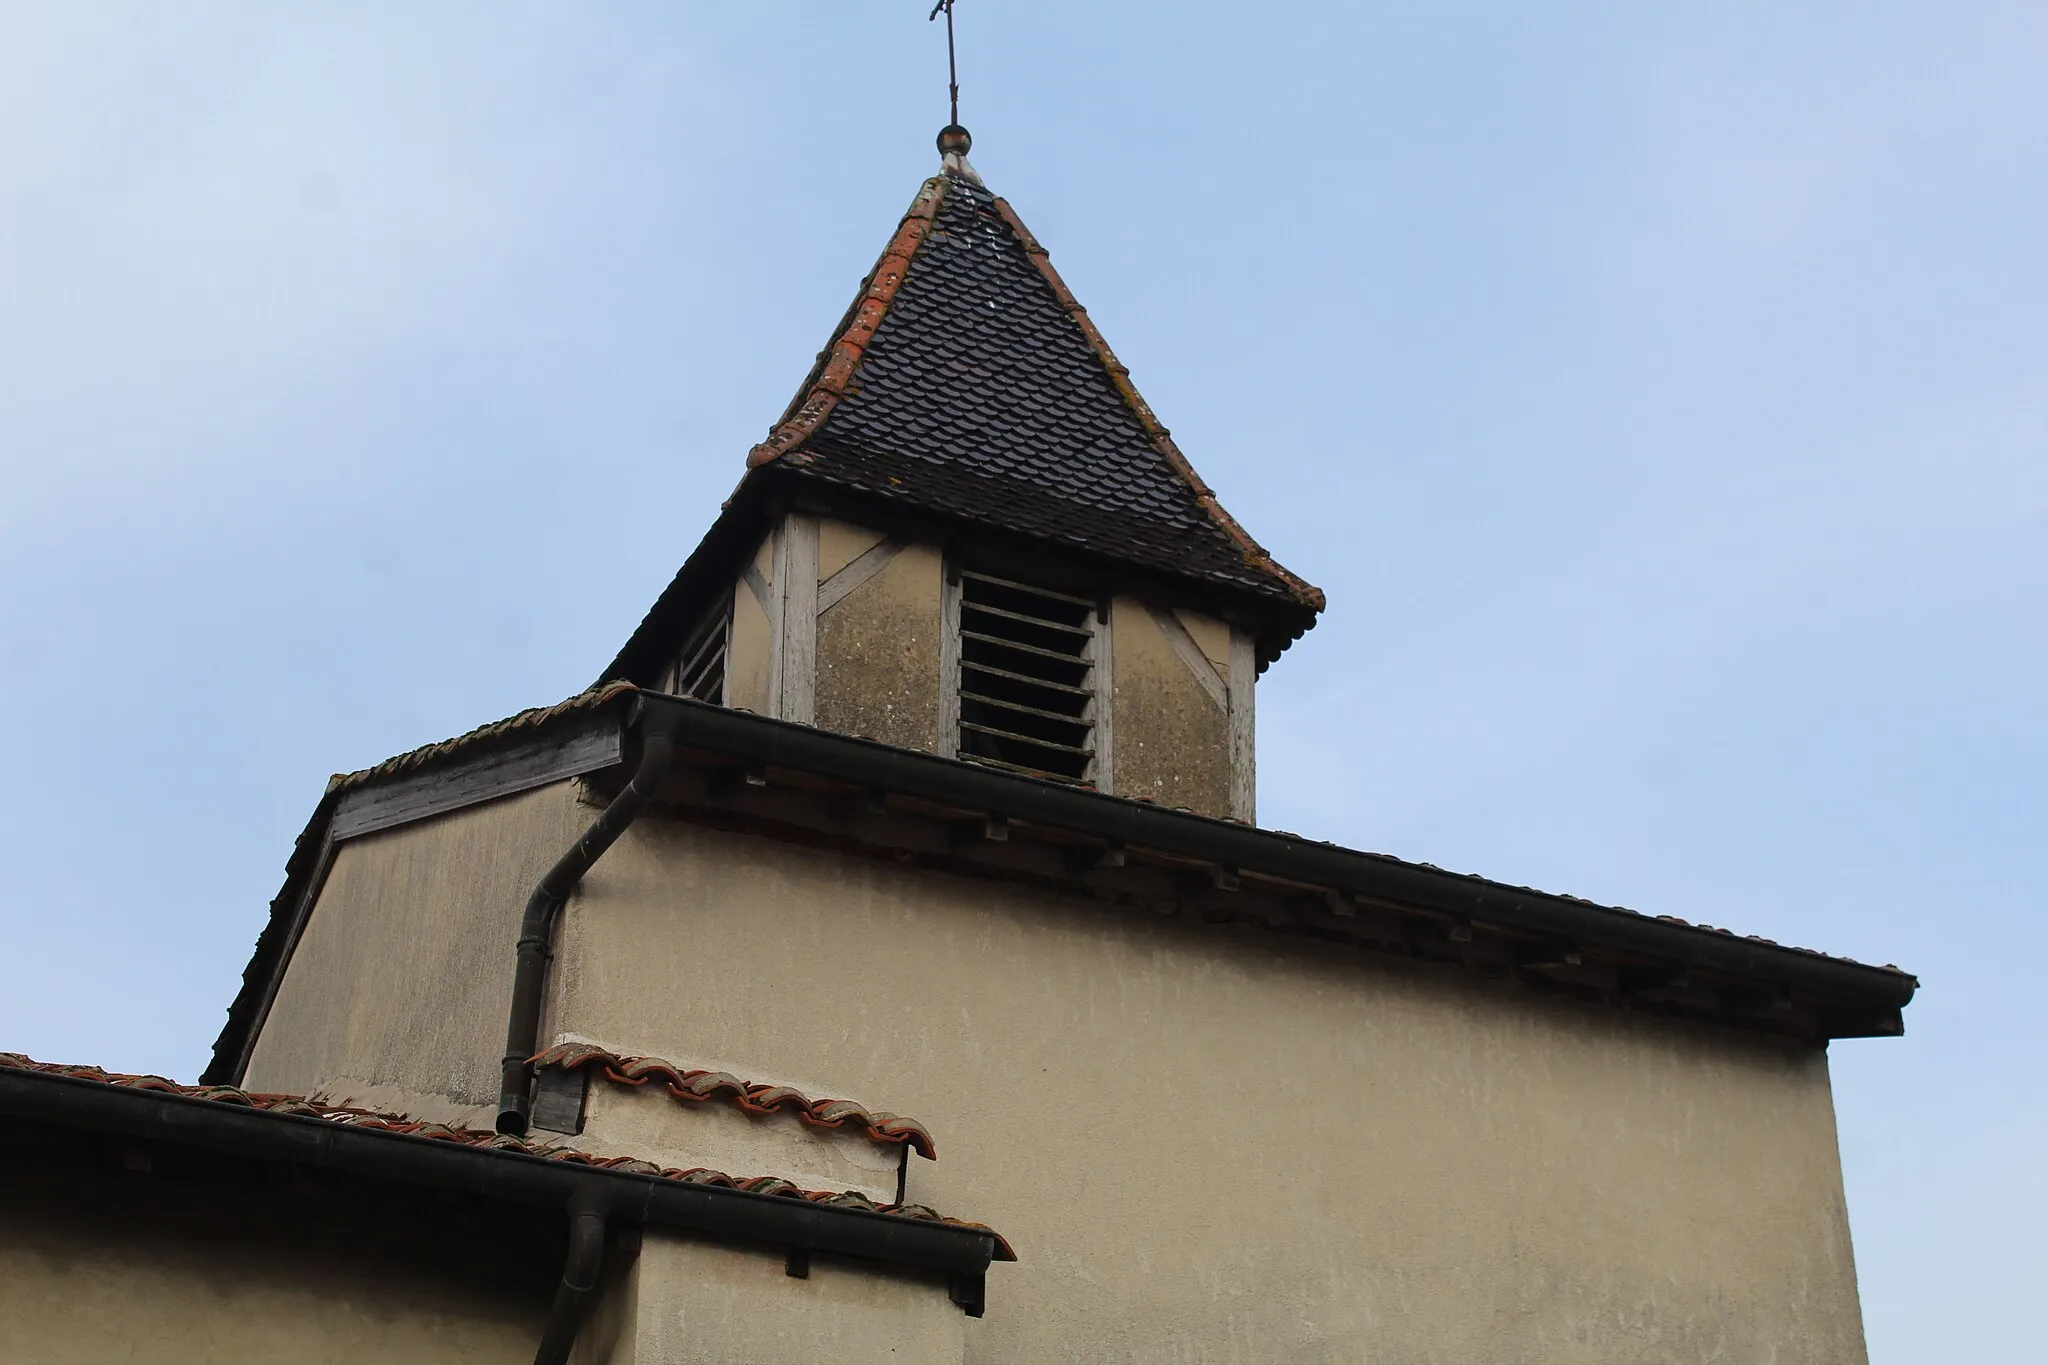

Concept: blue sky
[[2, 4, 2040, 1357]]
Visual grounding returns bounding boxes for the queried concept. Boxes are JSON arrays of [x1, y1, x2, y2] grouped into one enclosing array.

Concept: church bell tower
[[603, 127, 1323, 822]]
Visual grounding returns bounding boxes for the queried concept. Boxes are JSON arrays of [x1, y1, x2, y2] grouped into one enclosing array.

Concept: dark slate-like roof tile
[[750, 172, 1323, 612]]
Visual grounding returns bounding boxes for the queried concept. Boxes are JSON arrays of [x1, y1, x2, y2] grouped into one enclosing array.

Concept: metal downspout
[[533, 1194, 608, 1365], [498, 697, 679, 1136]]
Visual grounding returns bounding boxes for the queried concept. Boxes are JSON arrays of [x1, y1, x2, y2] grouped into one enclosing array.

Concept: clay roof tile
[[748, 170, 1323, 618]]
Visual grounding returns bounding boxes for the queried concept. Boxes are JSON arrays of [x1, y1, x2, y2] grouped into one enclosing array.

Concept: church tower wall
[[674, 515, 1259, 815], [188, 134, 1916, 1360], [0, 1184, 549, 1364], [724, 534, 779, 717], [577, 1233, 969, 1365], [814, 519, 948, 753], [1106, 596, 1246, 820], [543, 811, 1869, 1364]]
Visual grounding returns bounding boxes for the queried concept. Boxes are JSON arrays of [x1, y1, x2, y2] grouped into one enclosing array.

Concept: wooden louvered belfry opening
[[955, 569, 1097, 783], [670, 602, 729, 704]]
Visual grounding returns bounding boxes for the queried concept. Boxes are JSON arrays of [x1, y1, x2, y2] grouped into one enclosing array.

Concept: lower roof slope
[[1, 1052, 1012, 1262]]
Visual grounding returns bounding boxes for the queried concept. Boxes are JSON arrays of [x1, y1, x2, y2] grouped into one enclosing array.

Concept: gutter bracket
[[949, 1270, 987, 1318]]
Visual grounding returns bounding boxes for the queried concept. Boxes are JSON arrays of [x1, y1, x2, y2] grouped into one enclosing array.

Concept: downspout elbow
[[533, 1197, 608, 1365], [498, 700, 679, 1135]]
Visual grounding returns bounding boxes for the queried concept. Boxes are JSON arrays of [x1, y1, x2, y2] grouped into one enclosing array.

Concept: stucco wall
[[1109, 595, 1234, 817], [0, 1177, 545, 1364], [575, 1234, 966, 1365], [815, 538, 945, 752], [553, 816, 1869, 1364], [817, 517, 887, 582], [244, 782, 590, 1121], [725, 536, 775, 715]]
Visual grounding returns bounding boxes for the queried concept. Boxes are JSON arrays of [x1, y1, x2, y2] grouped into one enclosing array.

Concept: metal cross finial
[[928, 0, 960, 128]]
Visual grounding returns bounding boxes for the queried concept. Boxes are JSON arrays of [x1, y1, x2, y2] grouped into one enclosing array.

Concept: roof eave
[[0, 1065, 1004, 1281], [623, 693, 1919, 1034], [215, 686, 1915, 1070], [602, 460, 1321, 688]]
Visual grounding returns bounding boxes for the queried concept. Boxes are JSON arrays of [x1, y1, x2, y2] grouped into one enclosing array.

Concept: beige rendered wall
[[0, 1194, 542, 1364], [817, 517, 886, 582], [1109, 595, 1234, 817], [725, 535, 776, 715], [243, 782, 590, 1122], [575, 1234, 965, 1365], [802, 531, 1255, 800], [552, 816, 1869, 1365], [815, 531, 946, 752]]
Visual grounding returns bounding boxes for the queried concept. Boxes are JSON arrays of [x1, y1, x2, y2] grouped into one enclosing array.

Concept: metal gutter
[[637, 693, 1918, 1029], [0, 1065, 1000, 1286]]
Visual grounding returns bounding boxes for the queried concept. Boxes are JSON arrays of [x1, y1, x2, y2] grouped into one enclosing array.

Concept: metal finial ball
[[938, 125, 972, 157]]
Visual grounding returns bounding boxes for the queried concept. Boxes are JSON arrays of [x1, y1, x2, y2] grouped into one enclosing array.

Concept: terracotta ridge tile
[[748, 176, 954, 471], [0, 1053, 1011, 1260], [985, 195, 1327, 614], [534, 1042, 937, 1160]]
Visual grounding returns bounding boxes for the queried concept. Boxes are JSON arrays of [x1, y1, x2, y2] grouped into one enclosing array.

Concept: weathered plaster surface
[[244, 782, 589, 1122], [817, 517, 888, 583], [0, 1187, 543, 1363], [575, 1234, 966, 1364], [724, 536, 775, 715], [1110, 595, 1233, 817], [555, 817, 1870, 1365], [238, 760, 1870, 1363], [814, 541, 945, 752], [1175, 607, 1231, 676]]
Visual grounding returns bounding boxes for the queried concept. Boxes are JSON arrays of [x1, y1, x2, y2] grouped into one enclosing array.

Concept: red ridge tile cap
[[986, 195, 1326, 615], [747, 176, 952, 471], [0, 1053, 1009, 1260], [534, 1043, 937, 1160], [327, 680, 641, 795]]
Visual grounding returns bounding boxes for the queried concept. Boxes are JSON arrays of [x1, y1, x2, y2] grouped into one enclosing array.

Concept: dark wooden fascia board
[[332, 711, 623, 840]]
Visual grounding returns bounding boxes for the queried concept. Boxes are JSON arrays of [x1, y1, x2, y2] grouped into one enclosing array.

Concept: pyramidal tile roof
[[747, 165, 1323, 615]]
